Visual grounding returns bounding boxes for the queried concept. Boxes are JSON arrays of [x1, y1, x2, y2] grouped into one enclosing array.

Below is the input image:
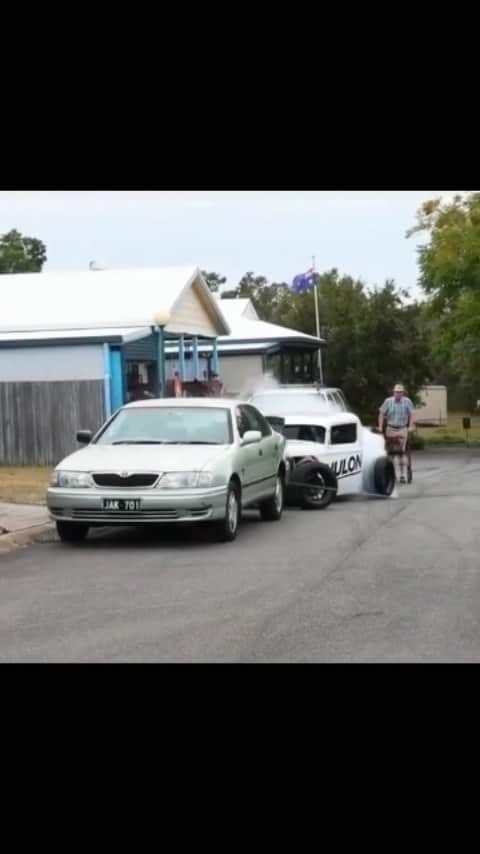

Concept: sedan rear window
[[96, 407, 233, 446]]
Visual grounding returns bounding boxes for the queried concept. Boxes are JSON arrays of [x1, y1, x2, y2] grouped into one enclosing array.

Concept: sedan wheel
[[214, 482, 240, 542], [259, 474, 284, 521], [227, 489, 239, 534]]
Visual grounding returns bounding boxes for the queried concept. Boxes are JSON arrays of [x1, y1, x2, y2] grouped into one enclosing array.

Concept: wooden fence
[[0, 381, 105, 465]]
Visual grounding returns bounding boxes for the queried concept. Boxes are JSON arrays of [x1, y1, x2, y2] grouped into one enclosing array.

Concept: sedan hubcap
[[275, 477, 283, 512], [227, 491, 238, 532]]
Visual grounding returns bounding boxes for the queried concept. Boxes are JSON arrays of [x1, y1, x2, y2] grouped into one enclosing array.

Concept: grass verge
[[416, 413, 480, 447], [0, 467, 51, 505]]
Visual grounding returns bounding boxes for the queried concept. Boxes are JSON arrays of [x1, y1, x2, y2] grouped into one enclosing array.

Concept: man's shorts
[[385, 425, 408, 454]]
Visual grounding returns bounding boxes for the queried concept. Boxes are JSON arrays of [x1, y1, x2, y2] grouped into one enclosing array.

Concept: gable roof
[[217, 299, 324, 345], [217, 297, 259, 321], [0, 266, 230, 337]]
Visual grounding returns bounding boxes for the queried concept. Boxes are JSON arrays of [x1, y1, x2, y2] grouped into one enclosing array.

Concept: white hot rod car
[[265, 412, 396, 510]]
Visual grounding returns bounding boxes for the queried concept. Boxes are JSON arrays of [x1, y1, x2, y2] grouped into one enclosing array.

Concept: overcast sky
[[0, 191, 459, 292]]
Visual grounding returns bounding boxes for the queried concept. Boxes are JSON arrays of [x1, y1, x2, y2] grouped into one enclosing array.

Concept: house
[[0, 267, 325, 465], [0, 266, 229, 464], [215, 298, 324, 395], [162, 297, 324, 396]]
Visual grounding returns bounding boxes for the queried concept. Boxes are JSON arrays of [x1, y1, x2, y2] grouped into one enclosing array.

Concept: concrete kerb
[[0, 501, 54, 553]]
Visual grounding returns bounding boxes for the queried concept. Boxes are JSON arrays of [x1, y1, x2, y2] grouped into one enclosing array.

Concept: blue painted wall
[[110, 348, 124, 412]]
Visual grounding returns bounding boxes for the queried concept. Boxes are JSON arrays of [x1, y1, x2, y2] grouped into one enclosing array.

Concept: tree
[[221, 271, 289, 323], [212, 263, 430, 419], [407, 191, 480, 407], [201, 270, 226, 293], [426, 291, 480, 410], [268, 270, 430, 420], [0, 229, 47, 274], [354, 284, 431, 420], [408, 193, 480, 308]]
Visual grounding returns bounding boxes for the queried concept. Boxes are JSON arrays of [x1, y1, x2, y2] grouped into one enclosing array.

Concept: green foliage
[[0, 229, 47, 274], [222, 272, 289, 322], [420, 432, 480, 447], [201, 271, 226, 292], [408, 192, 480, 308], [220, 268, 430, 419], [354, 284, 430, 420], [409, 432, 425, 450], [408, 192, 480, 404]]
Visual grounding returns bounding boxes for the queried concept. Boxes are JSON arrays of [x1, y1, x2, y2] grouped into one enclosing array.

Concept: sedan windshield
[[96, 407, 232, 446]]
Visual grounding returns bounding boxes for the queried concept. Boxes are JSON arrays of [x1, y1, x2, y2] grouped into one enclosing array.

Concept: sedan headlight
[[158, 471, 214, 489], [50, 471, 94, 488]]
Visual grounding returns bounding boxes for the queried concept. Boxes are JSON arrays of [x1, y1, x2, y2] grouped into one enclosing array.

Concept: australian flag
[[290, 268, 318, 294]]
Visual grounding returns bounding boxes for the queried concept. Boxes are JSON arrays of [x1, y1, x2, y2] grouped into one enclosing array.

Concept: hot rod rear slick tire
[[288, 462, 338, 510], [374, 457, 396, 496]]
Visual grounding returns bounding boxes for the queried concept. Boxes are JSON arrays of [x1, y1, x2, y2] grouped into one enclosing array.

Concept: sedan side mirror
[[241, 430, 262, 446], [76, 430, 93, 445]]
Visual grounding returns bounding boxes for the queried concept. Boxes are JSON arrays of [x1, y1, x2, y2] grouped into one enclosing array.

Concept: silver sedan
[[47, 398, 287, 543]]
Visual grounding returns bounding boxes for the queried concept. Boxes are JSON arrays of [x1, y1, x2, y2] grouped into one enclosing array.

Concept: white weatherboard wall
[[0, 345, 104, 382], [220, 355, 264, 397]]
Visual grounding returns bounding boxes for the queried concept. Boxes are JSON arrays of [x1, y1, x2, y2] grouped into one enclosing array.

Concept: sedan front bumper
[[47, 485, 228, 524]]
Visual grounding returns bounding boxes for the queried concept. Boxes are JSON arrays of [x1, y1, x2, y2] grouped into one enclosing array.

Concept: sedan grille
[[92, 473, 159, 488], [68, 508, 212, 522]]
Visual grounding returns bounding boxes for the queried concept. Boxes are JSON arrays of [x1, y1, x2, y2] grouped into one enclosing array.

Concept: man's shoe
[[399, 475, 406, 484]]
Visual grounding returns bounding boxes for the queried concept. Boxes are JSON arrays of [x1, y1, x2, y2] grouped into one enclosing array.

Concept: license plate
[[103, 499, 141, 511]]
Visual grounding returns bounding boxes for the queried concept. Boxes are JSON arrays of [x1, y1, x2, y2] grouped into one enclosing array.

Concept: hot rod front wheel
[[288, 462, 338, 510]]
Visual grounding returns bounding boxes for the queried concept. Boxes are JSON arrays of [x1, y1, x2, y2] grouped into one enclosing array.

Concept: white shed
[[414, 385, 448, 426]]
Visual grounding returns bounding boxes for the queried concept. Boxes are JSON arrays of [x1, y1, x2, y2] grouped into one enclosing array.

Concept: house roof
[[0, 327, 150, 346], [0, 280, 324, 352], [219, 310, 324, 345], [0, 266, 230, 338], [217, 297, 259, 321]]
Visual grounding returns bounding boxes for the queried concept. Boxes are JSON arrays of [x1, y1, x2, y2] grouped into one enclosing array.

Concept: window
[[283, 424, 326, 443], [265, 353, 282, 383], [330, 423, 358, 445], [236, 407, 251, 438], [244, 405, 272, 437]]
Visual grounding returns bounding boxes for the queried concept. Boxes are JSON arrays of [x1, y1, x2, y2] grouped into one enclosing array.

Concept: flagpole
[[312, 256, 324, 384]]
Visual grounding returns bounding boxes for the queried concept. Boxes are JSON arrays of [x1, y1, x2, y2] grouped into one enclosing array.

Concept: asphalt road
[[1, 449, 480, 662]]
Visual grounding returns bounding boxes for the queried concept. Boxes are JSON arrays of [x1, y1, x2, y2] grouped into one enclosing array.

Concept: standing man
[[173, 371, 183, 398], [378, 383, 414, 483]]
